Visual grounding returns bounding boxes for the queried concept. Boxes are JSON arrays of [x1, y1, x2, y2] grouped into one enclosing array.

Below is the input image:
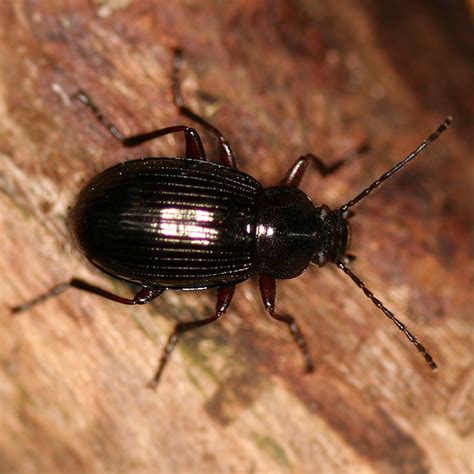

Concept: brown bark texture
[[1, 1, 473, 473]]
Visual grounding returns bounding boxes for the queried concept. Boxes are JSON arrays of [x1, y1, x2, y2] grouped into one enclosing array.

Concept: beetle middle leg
[[259, 274, 315, 372], [11, 279, 164, 314], [73, 90, 206, 161], [148, 285, 235, 388], [172, 48, 237, 169]]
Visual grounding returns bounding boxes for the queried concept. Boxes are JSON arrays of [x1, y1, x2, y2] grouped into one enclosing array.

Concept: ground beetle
[[12, 50, 451, 387]]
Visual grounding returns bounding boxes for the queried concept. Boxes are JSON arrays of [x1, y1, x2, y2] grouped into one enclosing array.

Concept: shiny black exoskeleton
[[12, 50, 451, 387], [72, 160, 349, 287]]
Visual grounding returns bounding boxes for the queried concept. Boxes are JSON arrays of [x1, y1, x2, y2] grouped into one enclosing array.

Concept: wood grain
[[1, 1, 473, 473]]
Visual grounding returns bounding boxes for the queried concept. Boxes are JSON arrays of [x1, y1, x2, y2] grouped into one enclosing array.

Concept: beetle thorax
[[254, 187, 349, 279]]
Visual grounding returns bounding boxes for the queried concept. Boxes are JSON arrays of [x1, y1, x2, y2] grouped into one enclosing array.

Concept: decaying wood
[[1, 1, 472, 473]]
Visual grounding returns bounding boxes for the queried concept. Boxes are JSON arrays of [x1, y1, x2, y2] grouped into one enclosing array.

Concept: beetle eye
[[318, 204, 330, 218]]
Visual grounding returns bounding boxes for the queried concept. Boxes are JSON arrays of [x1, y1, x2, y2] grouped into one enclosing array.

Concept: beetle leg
[[258, 274, 315, 372], [11, 278, 164, 314], [148, 285, 235, 388], [281, 142, 369, 187], [172, 48, 237, 169], [73, 90, 206, 161]]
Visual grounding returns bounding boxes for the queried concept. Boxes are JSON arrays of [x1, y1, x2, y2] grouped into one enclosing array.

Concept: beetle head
[[311, 205, 350, 267]]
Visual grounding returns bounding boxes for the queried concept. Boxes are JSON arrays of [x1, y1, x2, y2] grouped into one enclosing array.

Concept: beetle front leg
[[148, 285, 235, 388], [259, 274, 315, 372], [281, 142, 369, 187], [11, 278, 164, 314]]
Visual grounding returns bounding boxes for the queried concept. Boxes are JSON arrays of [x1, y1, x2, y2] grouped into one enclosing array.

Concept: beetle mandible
[[12, 50, 451, 387]]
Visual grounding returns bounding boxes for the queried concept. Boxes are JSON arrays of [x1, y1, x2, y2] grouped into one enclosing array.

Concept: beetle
[[12, 50, 451, 387]]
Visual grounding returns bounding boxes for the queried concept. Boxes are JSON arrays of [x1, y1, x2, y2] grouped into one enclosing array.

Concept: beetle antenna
[[339, 117, 452, 214], [336, 260, 437, 370]]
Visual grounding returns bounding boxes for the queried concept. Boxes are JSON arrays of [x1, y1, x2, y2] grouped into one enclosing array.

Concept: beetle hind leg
[[73, 90, 207, 161], [11, 278, 164, 313]]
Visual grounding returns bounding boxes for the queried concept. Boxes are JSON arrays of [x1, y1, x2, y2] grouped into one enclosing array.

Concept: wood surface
[[1, 1, 473, 473]]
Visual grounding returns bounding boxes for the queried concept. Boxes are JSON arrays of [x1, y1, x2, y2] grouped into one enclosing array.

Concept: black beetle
[[12, 50, 451, 387]]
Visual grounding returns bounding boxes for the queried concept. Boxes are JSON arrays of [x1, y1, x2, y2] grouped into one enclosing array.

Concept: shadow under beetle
[[12, 50, 451, 387]]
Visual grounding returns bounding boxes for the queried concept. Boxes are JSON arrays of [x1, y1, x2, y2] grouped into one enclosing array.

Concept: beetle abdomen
[[71, 158, 261, 288]]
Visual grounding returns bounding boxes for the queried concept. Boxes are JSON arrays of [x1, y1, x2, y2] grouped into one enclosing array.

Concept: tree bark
[[1, 1, 472, 473]]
